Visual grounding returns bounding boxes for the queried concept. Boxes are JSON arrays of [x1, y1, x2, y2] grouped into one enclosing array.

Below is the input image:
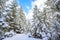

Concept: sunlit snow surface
[[3, 34, 41, 40]]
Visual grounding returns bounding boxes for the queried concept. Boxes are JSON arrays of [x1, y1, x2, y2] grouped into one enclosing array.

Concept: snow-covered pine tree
[[0, 0, 8, 40], [5, 0, 27, 34], [5, 0, 18, 33], [16, 6, 27, 33], [27, 20, 31, 33], [31, 5, 43, 39], [42, 7, 52, 40], [31, 5, 51, 39], [14, 6, 22, 34], [15, 6, 27, 34], [44, 0, 60, 40]]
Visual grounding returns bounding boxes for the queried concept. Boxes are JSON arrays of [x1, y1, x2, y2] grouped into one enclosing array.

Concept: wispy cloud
[[26, 6, 30, 10]]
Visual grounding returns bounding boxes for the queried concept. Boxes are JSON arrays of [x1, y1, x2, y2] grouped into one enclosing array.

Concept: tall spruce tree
[[0, 0, 7, 40], [31, 5, 43, 38], [19, 6, 27, 33], [5, 0, 18, 33], [15, 6, 27, 33], [44, 0, 60, 40]]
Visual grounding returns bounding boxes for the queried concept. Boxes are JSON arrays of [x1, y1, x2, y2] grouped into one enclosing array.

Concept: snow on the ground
[[3, 34, 41, 40]]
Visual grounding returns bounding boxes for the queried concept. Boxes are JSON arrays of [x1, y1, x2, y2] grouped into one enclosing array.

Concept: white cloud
[[26, 10, 33, 20], [26, 6, 30, 10]]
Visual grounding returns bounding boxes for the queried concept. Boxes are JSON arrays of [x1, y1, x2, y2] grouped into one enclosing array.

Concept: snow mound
[[3, 34, 41, 40]]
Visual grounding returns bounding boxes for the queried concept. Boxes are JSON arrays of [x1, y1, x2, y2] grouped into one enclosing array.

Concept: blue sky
[[17, 0, 47, 20], [17, 0, 35, 13]]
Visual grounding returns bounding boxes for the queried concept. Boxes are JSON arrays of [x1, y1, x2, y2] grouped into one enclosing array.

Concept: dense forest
[[0, 0, 60, 40]]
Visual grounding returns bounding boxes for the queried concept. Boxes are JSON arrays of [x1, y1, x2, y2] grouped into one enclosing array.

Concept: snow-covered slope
[[3, 34, 41, 40]]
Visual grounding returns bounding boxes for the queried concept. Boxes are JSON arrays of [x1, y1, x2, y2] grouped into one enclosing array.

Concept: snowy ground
[[3, 34, 41, 40]]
